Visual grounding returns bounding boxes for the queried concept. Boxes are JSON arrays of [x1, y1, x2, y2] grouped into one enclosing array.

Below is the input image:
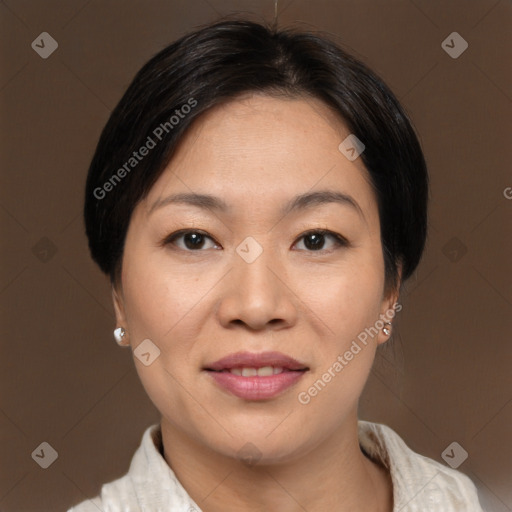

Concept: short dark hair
[[84, 19, 428, 294]]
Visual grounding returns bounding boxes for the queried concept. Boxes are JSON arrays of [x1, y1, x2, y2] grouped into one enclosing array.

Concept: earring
[[382, 322, 392, 336], [114, 327, 127, 346]]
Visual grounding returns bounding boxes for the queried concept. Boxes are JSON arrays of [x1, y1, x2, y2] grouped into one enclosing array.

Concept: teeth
[[257, 366, 274, 377], [228, 366, 285, 377]]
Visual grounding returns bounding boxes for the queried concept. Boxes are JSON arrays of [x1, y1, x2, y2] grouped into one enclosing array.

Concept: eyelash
[[161, 229, 349, 253]]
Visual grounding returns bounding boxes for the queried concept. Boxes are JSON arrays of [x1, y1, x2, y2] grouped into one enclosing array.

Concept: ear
[[376, 264, 403, 345], [112, 284, 129, 345]]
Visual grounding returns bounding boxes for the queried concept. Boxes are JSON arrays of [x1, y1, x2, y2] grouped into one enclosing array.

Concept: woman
[[69, 19, 483, 512]]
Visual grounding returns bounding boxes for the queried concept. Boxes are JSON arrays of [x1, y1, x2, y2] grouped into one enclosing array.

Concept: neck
[[160, 412, 393, 512]]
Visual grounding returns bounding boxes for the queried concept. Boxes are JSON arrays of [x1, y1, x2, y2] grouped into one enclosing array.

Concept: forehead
[[142, 94, 377, 220]]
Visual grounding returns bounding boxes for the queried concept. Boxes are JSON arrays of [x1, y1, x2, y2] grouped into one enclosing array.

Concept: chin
[[203, 426, 314, 466]]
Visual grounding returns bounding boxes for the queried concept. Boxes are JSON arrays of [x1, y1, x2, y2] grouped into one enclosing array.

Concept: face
[[113, 94, 399, 464]]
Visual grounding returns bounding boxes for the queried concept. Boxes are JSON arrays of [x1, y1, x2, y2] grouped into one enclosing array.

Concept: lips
[[203, 351, 309, 400], [204, 351, 309, 372]]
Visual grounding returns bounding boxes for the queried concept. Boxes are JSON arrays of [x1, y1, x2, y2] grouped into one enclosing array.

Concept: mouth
[[204, 350, 309, 372], [206, 366, 306, 377], [203, 351, 309, 400]]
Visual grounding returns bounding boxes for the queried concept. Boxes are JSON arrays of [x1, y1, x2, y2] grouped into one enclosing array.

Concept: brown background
[[1, 1, 511, 511]]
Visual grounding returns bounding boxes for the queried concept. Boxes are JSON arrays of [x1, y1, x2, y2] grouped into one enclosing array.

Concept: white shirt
[[67, 421, 484, 511]]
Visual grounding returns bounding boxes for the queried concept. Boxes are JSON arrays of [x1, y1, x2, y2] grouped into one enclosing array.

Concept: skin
[[112, 94, 400, 512]]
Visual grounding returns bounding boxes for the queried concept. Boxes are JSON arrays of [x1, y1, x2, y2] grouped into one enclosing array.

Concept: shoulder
[[66, 495, 104, 512], [66, 475, 139, 512], [66, 423, 200, 512], [358, 420, 484, 512], [65, 454, 147, 512]]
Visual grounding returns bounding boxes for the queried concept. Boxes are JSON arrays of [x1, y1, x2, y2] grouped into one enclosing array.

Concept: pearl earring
[[114, 327, 127, 346], [382, 322, 392, 336]]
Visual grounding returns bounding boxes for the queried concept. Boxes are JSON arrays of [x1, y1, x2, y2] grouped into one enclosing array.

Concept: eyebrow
[[283, 190, 364, 219], [148, 190, 364, 219], [148, 192, 228, 216]]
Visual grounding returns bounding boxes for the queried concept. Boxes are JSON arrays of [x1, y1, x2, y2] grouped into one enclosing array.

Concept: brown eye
[[303, 232, 325, 250], [293, 230, 348, 252], [183, 232, 207, 249], [164, 230, 220, 251]]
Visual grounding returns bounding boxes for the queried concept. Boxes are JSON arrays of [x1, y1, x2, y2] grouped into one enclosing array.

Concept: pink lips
[[203, 351, 309, 401]]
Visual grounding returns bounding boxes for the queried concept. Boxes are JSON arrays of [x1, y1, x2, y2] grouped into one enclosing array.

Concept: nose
[[216, 248, 298, 331]]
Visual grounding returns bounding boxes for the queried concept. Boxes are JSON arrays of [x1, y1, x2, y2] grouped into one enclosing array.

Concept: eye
[[293, 229, 348, 252], [163, 230, 220, 251]]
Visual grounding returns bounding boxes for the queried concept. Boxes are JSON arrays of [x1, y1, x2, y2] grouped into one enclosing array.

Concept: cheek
[[121, 248, 210, 343], [119, 253, 213, 420], [293, 257, 385, 343], [293, 264, 384, 432], [289, 254, 384, 413]]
